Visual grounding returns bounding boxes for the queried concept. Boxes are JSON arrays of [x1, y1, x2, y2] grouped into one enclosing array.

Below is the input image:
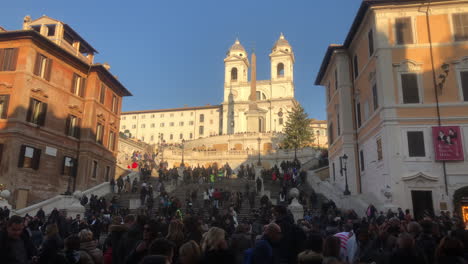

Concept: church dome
[[272, 33, 291, 51], [229, 38, 246, 52]]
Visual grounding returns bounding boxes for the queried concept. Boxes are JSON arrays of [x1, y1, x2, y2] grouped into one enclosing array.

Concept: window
[[71, 74, 86, 97], [132, 124, 136, 129], [99, 84, 106, 104], [401, 73, 420, 103], [368, 30, 374, 56], [160, 133, 164, 140], [62, 156, 77, 176], [141, 136, 145, 141], [407, 131, 425, 157], [459, 71, 468, 101], [105, 166, 110, 181], [279, 118, 283, 125], [200, 114, 204, 122], [27, 98, 47, 126], [170, 134, 173, 140], [121, 125, 126, 129], [170, 113, 174, 117], [112, 95, 118, 113], [141, 115, 146, 119], [356, 102, 362, 127], [0, 94, 10, 119], [151, 114, 155, 118], [160, 123, 165, 127], [96, 123, 104, 144], [190, 132, 193, 139], [33, 53, 52, 81], [395, 17, 413, 45], [328, 123, 334, 143], [47, 25, 55, 36], [277, 63, 284, 77], [132, 116, 137, 119], [334, 69, 338, 90], [190, 112, 193, 116], [189, 121, 194, 125], [179, 133, 183, 139], [141, 124, 145, 128], [231, 67, 238, 81], [65, 114, 80, 138], [209, 119, 213, 125], [18, 145, 41, 170], [199, 126, 204, 135], [92, 160, 98, 178], [150, 135, 154, 141], [108, 131, 115, 151], [353, 55, 359, 79], [151, 123, 155, 128], [0, 48, 19, 71], [160, 114, 164, 118], [337, 113, 341, 136], [179, 121, 184, 126], [327, 82, 331, 102], [377, 138, 383, 161], [453, 13, 468, 41], [359, 150, 365, 171], [122, 116, 126, 120], [181, 112, 184, 116], [169, 122, 174, 127], [372, 84, 379, 110]]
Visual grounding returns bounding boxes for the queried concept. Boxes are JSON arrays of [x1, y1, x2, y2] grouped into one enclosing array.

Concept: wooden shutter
[[44, 58, 52, 81], [407, 131, 425, 157], [65, 115, 71, 136], [1, 95, 9, 119], [38, 102, 47, 126], [0, 49, 4, 71], [26, 98, 34, 122], [61, 156, 66, 175], [401, 74, 419, 103], [80, 78, 86, 97], [76, 118, 81, 139], [18, 145, 26, 168], [460, 71, 468, 101], [9, 48, 18, 71], [396, 17, 413, 45], [0, 144, 4, 165], [33, 53, 41, 76], [71, 74, 77, 94], [32, 148, 41, 170]]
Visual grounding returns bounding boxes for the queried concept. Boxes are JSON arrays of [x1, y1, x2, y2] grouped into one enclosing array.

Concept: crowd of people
[[1, 158, 467, 264]]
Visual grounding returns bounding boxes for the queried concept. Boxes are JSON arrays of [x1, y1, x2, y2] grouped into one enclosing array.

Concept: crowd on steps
[[0, 159, 467, 264]]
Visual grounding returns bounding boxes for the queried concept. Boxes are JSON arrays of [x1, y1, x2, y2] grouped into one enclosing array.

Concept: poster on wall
[[432, 126, 464, 161]]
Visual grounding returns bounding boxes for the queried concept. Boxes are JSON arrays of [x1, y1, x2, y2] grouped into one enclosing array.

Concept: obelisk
[[246, 52, 261, 132]]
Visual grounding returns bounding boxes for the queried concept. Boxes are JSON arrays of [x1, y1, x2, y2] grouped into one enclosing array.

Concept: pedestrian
[[79, 229, 103, 264], [0, 215, 37, 264]]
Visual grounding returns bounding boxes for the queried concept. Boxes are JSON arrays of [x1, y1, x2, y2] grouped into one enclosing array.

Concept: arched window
[[256, 91, 267, 101], [231, 67, 238, 81], [277, 63, 285, 77]]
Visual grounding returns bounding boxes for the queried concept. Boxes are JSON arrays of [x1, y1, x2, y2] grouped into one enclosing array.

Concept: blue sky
[[1, 0, 362, 120]]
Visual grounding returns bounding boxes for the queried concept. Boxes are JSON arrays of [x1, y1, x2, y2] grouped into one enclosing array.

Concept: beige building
[[315, 0, 468, 219], [120, 105, 222, 144], [310, 119, 328, 148]]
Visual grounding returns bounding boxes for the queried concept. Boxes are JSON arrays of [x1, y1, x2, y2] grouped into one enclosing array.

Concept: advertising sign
[[432, 126, 464, 161]]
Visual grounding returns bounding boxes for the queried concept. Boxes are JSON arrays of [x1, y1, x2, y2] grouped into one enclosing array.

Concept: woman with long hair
[[201, 227, 234, 264], [166, 219, 185, 263]]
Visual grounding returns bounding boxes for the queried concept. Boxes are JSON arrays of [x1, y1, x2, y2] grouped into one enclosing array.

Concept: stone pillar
[[288, 188, 303, 222]]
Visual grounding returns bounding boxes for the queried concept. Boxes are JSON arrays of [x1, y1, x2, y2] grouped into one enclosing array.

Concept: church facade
[[120, 34, 296, 144]]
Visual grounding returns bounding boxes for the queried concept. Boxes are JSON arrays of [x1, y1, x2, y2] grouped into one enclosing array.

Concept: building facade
[[0, 16, 131, 208], [120, 105, 222, 144], [310, 119, 328, 148], [316, 0, 468, 219]]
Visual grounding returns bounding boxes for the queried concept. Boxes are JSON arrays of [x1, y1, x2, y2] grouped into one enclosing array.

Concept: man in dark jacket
[[0, 215, 37, 264], [251, 223, 281, 264]]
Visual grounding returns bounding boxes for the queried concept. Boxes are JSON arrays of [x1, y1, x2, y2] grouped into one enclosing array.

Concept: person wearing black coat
[[0, 215, 37, 264]]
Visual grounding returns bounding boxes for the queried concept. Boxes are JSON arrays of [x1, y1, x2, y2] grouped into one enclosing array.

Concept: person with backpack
[[245, 223, 281, 264]]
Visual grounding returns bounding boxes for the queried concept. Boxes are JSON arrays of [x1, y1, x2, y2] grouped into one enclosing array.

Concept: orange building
[[315, 0, 468, 219], [0, 16, 131, 208]]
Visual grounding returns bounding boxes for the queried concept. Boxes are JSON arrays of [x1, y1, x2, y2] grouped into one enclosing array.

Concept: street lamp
[[340, 154, 351, 195], [181, 139, 185, 167], [257, 137, 261, 166]]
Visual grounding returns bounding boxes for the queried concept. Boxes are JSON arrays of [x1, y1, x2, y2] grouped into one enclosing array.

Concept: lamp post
[[340, 154, 351, 195], [257, 137, 261, 166], [181, 139, 185, 167]]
